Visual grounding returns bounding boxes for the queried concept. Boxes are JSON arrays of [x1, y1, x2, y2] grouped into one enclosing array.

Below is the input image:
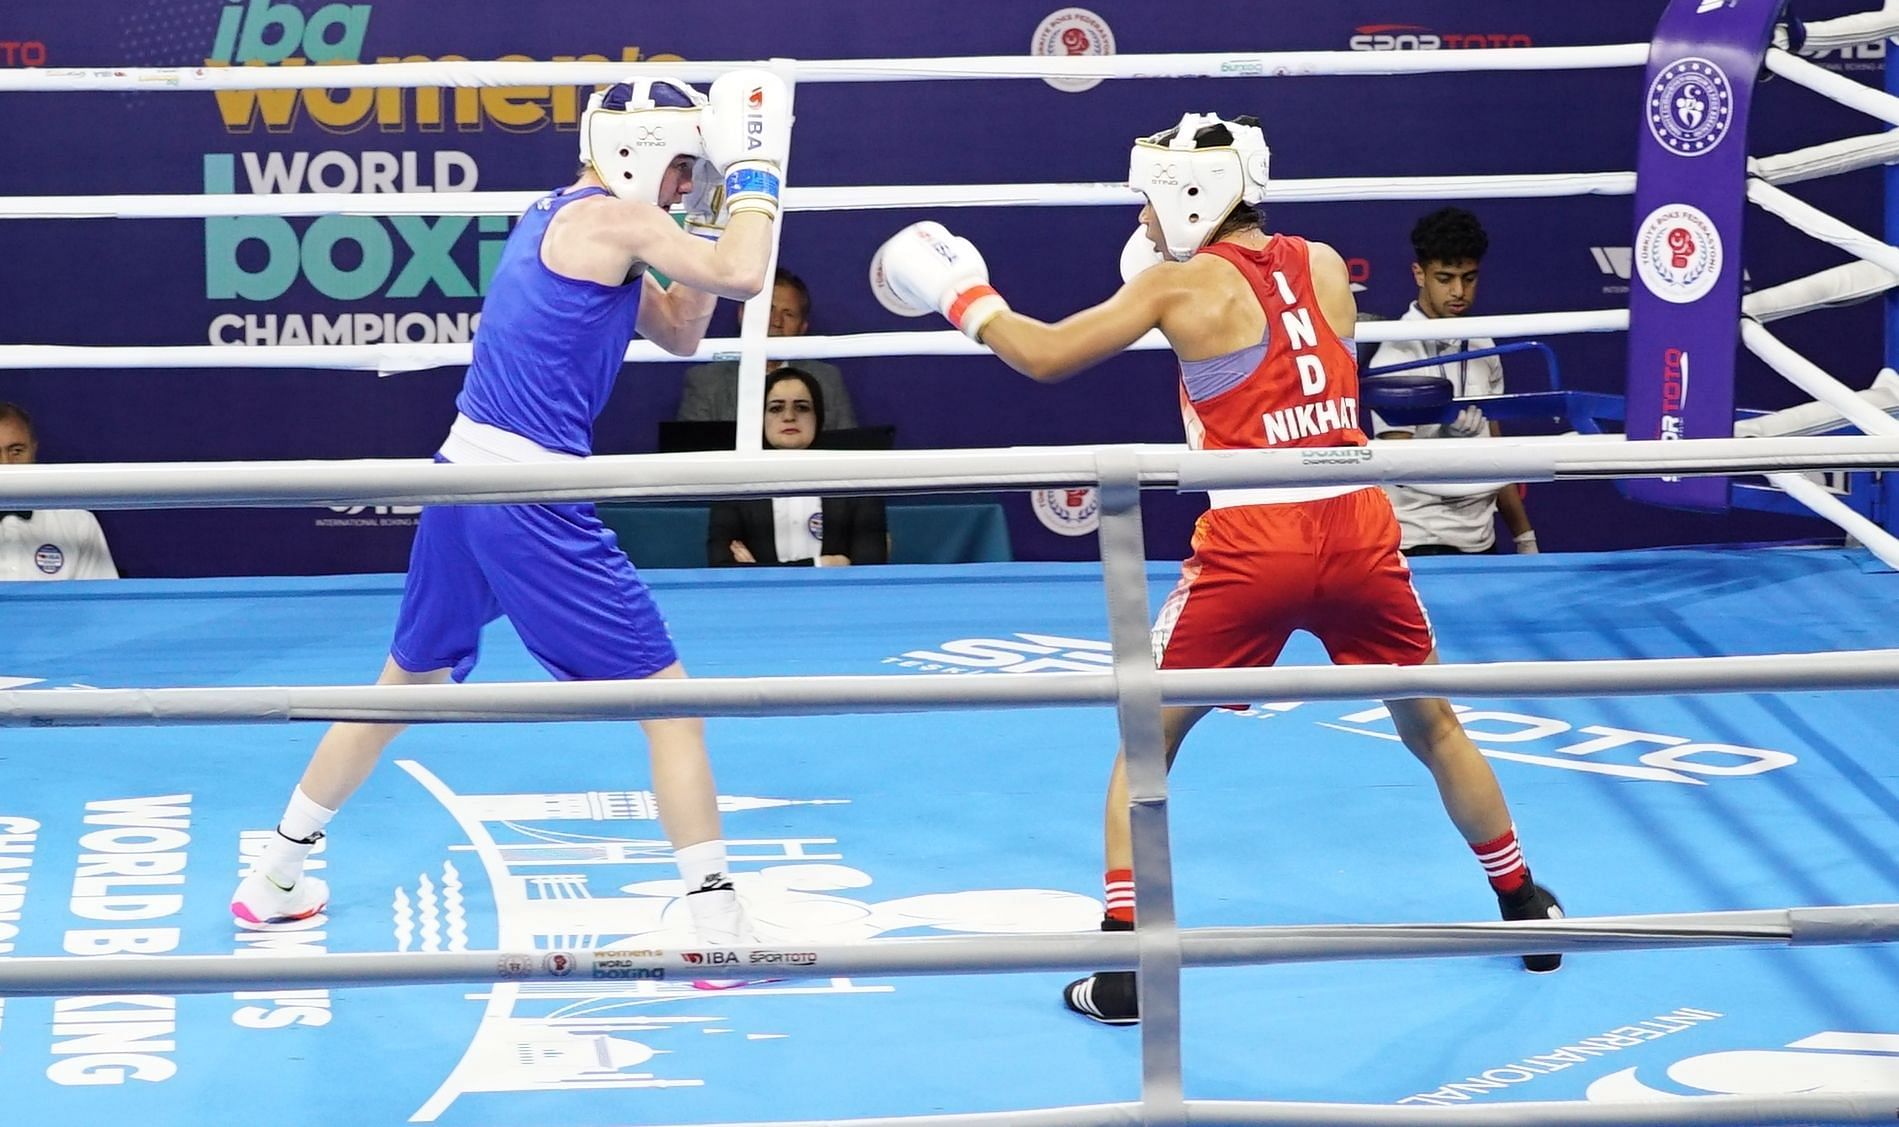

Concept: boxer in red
[[871, 112, 1565, 1024]]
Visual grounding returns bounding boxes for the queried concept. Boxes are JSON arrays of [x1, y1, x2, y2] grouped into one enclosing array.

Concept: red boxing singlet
[[1153, 236, 1434, 682], [1178, 236, 1367, 455]]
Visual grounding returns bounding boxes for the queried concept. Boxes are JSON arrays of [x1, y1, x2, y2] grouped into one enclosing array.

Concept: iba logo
[[200, 0, 684, 348]]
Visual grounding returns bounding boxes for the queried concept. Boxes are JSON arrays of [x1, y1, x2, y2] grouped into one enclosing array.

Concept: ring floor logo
[[1587, 1031, 1899, 1101], [199, 0, 681, 347], [882, 632, 1801, 785], [0, 762, 1098, 1122], [1399, 1008, 1725, 1105], [385, 760, 1097, 1120], [1403, 1021, 1899, 1108]]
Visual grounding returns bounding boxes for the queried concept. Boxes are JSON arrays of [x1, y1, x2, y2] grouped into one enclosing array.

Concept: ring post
[[1622, 0, 1787, 510]]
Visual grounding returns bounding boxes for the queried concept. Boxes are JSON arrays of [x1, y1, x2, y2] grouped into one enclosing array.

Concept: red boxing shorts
[[1152, 486, 1434, 676]]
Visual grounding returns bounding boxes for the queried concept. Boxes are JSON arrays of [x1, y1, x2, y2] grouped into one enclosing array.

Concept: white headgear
[[579, 78, 710, 204], [1127, 113, 1272, 261]]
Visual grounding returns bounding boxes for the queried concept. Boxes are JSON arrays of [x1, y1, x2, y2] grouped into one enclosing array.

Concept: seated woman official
[[707, 368, 888, 567]]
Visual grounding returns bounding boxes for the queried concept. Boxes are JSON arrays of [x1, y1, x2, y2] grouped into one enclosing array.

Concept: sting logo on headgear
[[579, 77, 712, 204]]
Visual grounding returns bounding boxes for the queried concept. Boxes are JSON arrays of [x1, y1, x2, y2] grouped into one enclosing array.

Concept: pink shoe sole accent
[[230, 899, 326, 928]]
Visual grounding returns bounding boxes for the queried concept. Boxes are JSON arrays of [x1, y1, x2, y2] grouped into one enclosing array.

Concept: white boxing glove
[[1120, 224, 1165, 283], [1445, 404, 1487, 438], [703, 69, 789, 219], [870, 222, 1010, 342]]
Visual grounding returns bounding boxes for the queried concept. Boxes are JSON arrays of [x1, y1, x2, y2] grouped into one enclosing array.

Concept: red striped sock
[[1104, 868, 1135, 924], [1471, 827, 1529, 893]]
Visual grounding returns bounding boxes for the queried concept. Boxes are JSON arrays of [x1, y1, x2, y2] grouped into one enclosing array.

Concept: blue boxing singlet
[[454, 186, 643, 457]]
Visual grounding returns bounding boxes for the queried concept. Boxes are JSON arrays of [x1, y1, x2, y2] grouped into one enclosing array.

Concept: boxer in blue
[[233, 71, 789, 968]]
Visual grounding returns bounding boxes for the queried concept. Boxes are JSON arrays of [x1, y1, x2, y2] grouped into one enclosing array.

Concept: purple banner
[[1621, 0, 1786, 511]]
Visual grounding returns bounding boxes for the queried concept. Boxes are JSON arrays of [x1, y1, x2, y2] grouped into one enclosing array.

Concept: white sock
[[278, 787, 336, 843], [674, 839, 730, 894], [261, 788, 336, 888], [685, 884, 750, 947]]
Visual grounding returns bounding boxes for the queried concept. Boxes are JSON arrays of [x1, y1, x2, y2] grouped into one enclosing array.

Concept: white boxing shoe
[[232, 871, 329, 929], [684, 885, 756, 990]]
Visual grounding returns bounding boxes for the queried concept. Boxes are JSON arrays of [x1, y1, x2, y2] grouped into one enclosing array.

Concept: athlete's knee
[[1388, 696, 1465, 755], [1159, 705, 1210, 762]]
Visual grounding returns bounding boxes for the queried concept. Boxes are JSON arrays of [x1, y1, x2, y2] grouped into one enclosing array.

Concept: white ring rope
[[0, 312, 1632, 373], [0, 437, 1892, 510], [1743, 321, 1899, 438], [1749, 178, 1899, 282], [3, 906, 1893, 995], [0, 131, 1885, 223], [1766, 47, 1899, 128], [1780, 0, 1899, 51], [0, 45, 1653, 94], [0, 128, 1878, 228], [1743, 260, 1899, 322], [2, 649, 1895, 726], [1751, 130, 1899, 185], [1767, 469, 1899, 567], [0, 172, 1641, 222], [7, 122, 1889, 225]]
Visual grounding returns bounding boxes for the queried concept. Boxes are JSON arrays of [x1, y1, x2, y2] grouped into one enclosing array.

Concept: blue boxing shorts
[[390, 499, 679, 682]]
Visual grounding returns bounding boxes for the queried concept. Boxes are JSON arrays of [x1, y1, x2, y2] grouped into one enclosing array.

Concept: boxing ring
[[7, 6, 1899, 1126]]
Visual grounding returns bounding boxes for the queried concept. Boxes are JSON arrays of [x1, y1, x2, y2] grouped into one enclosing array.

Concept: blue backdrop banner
[[0, 1, 1886, 574]]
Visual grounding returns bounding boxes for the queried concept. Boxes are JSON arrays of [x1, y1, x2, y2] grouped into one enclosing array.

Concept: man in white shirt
[[675, 268, 860, 428], [0, 402, 118, 580], [1367, 208, 1538, 555]]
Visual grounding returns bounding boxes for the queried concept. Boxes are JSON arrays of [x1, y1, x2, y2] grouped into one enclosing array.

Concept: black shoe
[[1064, 916, 1139, 1025], [1497, 880, 1564, 973], [1064, 970, 1139, 1025]]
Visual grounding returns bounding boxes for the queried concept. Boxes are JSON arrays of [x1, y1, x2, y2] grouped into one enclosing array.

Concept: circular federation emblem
[[1634, 203, 1723, 305], [1646, 57, 1734, 156], [33, 544, 64, 575], [1031, 8, 1115, 93], [1031, 487, 1101, 536]]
